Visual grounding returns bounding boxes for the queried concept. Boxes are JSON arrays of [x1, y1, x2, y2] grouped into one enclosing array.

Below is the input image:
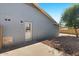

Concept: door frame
[[24, 21, 32, 41]]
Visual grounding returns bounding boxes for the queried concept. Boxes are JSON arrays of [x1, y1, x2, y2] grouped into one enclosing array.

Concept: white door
[[25, 22, 32, 41]]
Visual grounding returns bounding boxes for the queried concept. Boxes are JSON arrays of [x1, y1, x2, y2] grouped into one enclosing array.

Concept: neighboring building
[[0, 3, 59, 48]]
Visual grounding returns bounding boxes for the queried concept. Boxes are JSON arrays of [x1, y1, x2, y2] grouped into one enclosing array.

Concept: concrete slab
[[0, 42, 64, 56]]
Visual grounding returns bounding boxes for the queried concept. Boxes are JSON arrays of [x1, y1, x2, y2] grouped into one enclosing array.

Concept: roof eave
[[32, 3, 59, 27]]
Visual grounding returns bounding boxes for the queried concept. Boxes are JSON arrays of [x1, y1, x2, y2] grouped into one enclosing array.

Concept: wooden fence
[[0, 25, 3, 48], [60, 27, 79, 35]]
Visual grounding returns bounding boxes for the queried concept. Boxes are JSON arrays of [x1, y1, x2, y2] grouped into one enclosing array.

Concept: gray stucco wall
[[0, 3, 59, 44]]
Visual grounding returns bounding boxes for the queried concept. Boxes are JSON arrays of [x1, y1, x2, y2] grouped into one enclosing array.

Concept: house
[[0, 3, 59, 48]]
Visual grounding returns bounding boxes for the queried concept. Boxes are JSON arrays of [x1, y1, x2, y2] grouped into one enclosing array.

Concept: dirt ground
[[43, 33, 79, 56]]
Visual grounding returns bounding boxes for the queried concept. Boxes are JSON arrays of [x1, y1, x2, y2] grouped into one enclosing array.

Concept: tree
[[60, 4, 79, 38]]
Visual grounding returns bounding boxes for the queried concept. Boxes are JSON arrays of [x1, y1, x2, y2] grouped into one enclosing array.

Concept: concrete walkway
[[0, 42, 65, 56], [59, 33, 76, 36]]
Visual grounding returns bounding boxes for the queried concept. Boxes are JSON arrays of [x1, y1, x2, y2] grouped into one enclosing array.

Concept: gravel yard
[[42, 33, 79, 56]]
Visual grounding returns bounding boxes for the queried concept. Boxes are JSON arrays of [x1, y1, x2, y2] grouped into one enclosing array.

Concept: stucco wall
[[0, 3, 59, 44]]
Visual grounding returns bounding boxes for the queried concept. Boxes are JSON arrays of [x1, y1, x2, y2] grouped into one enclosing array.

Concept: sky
[[39, 3, 72, 23]]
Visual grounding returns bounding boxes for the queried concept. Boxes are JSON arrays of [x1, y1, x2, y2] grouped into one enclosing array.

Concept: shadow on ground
[[0, 37, 52, 54]]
